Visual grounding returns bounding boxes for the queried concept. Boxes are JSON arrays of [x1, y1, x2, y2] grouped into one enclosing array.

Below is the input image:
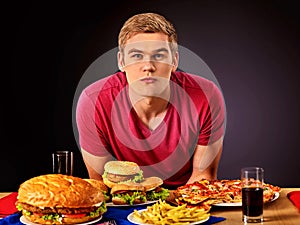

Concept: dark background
[[2, 0, 300, 191]]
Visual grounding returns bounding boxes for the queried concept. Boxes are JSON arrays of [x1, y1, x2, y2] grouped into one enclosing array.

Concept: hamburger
[[16, 174, 107, 225], [141, 176, 170, 201], [110, 176, 169, 205], [102, 161, 144, 188], [110, 182, 147, 205], [102, 160, 169, 205]]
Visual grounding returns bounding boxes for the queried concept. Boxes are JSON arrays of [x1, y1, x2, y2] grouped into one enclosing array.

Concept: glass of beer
[[241, 167, 264, 223]]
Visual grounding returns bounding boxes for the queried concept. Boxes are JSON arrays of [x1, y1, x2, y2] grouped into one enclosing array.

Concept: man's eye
[[152, 54, 166, 61], [130, 54, 143, 60]]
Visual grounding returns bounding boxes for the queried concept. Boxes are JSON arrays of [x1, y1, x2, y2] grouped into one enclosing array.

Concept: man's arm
[[81, 148, 113, 181], [187, 137, 223, 184]]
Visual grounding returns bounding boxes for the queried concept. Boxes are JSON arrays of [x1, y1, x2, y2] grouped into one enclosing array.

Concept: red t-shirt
[[76, 71, 225, 188]]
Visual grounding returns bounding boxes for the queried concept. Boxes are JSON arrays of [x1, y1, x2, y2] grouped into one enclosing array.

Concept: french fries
[[132, 199, 210, 225]]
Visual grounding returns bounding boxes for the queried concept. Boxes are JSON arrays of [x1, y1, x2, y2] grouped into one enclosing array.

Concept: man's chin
[[129, 85, 170, 101]]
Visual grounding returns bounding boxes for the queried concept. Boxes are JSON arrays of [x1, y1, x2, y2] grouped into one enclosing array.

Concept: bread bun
[[17, 174, 104, 208], [84, 178, 108, 193], [84, 178, 110, 202], [24, 214, 58, 225], [62, 216, 97, 224], [103, 177, 118, 189], [104, 161, 141, 175], [103, 176, 144, 189], [110, 182, 145, 194], [141, 176, 163, 191], [111, 196, 127, 205], [23, 213, 97, 225]]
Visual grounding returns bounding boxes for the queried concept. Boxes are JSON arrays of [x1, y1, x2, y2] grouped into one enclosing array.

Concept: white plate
[[106, 200, 157, 207], [267, 191, 280, 203], [127, 209, 210, 225], [212, 201, 242, 207], [212, 192, 280, 207], [20, 215, 102, 225]]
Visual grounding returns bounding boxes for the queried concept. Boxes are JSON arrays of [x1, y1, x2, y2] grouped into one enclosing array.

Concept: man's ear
[[117, 51, 125, 72], [171, 51, 179, 72]]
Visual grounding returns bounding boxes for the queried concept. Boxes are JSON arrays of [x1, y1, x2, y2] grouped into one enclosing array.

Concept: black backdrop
[[2, 0, 300, 191]]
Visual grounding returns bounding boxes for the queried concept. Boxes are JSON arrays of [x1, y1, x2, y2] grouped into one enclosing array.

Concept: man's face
[[118, 33, 178, 99]]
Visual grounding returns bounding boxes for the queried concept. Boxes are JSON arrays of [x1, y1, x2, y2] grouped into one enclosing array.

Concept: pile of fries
[[132, 199, 210, 225]]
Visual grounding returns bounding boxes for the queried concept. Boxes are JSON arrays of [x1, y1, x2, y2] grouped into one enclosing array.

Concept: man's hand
[[187, 137, 223, 184]]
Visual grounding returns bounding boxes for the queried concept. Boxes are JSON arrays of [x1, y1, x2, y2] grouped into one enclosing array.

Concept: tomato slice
[[63, 213, 86, 218]]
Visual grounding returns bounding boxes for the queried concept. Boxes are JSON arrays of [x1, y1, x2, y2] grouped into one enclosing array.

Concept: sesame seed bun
[[17, 174, 104, 208], [84, 178, 109, 193], [140, 176, 164, 191], [17, 174, 106, 224], [104, 161, 141, 175], [102, 161, 144, 188]]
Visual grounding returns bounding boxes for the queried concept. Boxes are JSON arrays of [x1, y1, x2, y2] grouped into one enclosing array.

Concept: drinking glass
[[241, 167, 264, 223], [52, 151, 73, 175]]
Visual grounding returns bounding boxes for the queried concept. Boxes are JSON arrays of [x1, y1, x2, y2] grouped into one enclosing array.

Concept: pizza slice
[[175, 198, 212, 211], [169, 179, 281, 210]]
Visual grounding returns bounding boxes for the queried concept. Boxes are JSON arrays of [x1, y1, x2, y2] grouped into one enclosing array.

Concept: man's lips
[[140, 77, 157, 83]]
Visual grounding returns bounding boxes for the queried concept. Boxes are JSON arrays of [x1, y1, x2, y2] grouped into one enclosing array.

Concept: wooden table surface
[[210, 188, 300, 225], [1, 188, 300, 224], [0, 193, 11, 198]]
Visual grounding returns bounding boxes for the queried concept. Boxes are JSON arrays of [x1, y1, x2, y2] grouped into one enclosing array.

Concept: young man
[[76, 12, 226, 189]]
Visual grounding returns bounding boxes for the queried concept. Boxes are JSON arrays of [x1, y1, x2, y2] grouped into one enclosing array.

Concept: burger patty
[[106, 173, 138, 182], [19, 202, 99, 214], [151, 186, 163, 193], [113, 190, 146, 196]]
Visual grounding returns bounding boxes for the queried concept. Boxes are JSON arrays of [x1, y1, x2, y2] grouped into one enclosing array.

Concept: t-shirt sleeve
[[75, 90, 111, 157], [197, 82, 226, 145]]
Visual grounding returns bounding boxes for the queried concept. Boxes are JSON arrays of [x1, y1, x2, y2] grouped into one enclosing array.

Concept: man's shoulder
[[82, 71, 127, 96], [172, 71, 216, 91]]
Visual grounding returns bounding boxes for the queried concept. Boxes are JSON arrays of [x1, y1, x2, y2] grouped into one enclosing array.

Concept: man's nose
[[142, 59, 155, 73]]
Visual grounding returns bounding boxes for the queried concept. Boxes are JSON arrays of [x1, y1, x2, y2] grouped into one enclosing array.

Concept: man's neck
[[129, 88, 170, 130], [134, 97, 169, 130]]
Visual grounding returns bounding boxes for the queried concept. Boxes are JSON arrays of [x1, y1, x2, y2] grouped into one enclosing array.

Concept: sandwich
[[141, 176, 170, 201], [110, 177, 169, 205], [110, 182, 147, 205], [16, 174, 107, 225], [102, 161, 144, 188], [102, 160, 170, 205]]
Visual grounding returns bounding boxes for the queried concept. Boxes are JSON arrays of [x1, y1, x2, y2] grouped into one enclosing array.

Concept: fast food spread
[[130, 199, 210, 225], [13, 161, 282, 225], [167, 179, 281, 211], [102, 161, 169, 206], [16, 174, 107, 225]]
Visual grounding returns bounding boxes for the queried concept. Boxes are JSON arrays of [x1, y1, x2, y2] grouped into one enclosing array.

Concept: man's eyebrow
[[153, 47, 169, 53], [128, 48, 143, 54], [127, 47, 169, 54]]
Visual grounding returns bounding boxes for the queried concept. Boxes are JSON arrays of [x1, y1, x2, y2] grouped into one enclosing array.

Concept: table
[[210, 188, 300, 225], [0, 193, 11, 198], [1, 188, 299, 224]]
